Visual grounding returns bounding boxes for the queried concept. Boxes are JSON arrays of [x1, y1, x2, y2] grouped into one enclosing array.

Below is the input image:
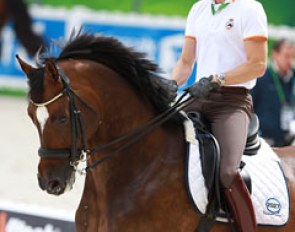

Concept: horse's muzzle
[[37, 175, 66, 195]]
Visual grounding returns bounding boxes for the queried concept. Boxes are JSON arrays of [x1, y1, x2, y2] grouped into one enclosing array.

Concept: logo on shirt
[[225, 18, 234, 31]]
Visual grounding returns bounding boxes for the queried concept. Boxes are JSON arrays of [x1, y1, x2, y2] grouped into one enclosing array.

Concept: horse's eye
[[56, 117, 68, 125]]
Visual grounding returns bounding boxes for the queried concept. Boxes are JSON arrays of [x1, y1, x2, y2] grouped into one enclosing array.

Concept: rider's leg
[[210, 109, 257, 232]]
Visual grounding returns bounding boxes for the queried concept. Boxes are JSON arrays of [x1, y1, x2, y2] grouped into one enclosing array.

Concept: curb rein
[[32, 64, 194, 174]]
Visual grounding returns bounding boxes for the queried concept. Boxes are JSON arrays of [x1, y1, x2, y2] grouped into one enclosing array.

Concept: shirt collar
[[211, 0, 234, 5]]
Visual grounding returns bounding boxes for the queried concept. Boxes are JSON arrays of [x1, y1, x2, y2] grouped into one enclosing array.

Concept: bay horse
[[0, 0, 44, 56], [16, 32, 295, 231]]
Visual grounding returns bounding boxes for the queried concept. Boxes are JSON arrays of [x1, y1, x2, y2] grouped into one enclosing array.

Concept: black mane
[[35, 31, 181, 119]]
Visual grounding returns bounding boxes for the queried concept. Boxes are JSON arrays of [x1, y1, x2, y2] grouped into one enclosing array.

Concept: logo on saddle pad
[[264, 198, 281, 215]]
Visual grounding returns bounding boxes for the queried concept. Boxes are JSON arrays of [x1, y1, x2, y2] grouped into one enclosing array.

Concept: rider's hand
[[166, 79, 178, 101], [152, 75, 178, 102], [165, 79, 178, 93], [186, 75, 221, 99]]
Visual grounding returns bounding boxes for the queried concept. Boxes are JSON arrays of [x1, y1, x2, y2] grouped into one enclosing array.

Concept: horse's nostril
[[48, 179, 59, 188], [47, 179, 64, 195]]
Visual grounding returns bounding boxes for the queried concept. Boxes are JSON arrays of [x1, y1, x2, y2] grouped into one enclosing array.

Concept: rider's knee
[[220, 168, 237, 188]]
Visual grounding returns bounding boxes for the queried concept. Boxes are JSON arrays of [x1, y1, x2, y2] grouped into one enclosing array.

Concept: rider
[[171, 0, 268, 231]]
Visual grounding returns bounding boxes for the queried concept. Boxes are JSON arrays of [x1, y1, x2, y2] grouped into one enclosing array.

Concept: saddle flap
[[187, 112, 222, 211], [198, 134, 219, 192], [187, 138, 290, 226]]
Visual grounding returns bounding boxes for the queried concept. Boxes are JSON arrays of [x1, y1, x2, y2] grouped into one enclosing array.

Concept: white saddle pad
[[187, 138, 290, 226]]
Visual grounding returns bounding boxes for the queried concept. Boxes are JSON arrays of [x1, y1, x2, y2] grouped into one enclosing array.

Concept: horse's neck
[[87, 70, 185, 179], [83, 62, 159, 143], [65, 60, 186, 215], [68, 61, 200, 229], [89, 120, 185, 184], [87, 123, 185, 218], [86, 73, 185, 214]]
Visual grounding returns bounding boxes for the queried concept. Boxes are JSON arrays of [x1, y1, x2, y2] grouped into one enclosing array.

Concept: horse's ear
[[16, 55, 35, 75], [44, 59, 60, 81]]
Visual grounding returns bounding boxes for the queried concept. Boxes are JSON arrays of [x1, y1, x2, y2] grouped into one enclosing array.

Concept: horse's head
[[16, 55, 98, 195]]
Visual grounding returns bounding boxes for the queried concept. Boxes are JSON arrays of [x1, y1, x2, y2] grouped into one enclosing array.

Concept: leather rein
[[32, 64, 194, 174]]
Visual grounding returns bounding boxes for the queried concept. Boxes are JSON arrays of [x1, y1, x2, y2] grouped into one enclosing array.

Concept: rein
[[33, 64, 194, 174]]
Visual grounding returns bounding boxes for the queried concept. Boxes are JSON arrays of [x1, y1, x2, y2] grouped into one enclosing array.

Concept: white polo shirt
[[185, 0, 268, 89]]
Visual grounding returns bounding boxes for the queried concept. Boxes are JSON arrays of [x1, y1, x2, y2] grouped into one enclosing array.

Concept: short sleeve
[[185, 5, 197, 38], [242, 2, 268, 41]]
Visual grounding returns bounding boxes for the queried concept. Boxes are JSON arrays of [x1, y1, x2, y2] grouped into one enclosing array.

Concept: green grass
[[0, 88, 27, 97]]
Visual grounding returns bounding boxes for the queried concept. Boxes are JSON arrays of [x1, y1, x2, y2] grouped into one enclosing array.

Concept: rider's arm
[[218, 38, 268, 86], [171, 37, 196, 86]]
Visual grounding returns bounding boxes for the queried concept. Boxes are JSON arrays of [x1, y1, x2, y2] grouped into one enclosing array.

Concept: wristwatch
[[216, 73, 226, 86]]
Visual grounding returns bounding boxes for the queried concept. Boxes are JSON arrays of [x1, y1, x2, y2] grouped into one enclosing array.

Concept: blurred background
[[0, 0, 294, 231]]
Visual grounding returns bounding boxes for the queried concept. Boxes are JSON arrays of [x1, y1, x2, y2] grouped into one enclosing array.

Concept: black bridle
[[33, 64, 194, 173], [33, 66, 94, 164]]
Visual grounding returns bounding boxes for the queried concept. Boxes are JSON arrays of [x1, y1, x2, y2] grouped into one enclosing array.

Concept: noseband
[[32, 63, 194, 174]]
